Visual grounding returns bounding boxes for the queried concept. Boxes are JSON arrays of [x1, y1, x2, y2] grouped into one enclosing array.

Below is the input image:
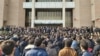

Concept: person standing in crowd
[[1, 40, 15, 56], [93, 38, 100, 56], [71, 36, 78, 51], [10, 37, 21, 56], [80, 40, 92, 56], [58, 38, 77, 56], [22, 37, 36, 56], [46, 41, 57, 56], [25, 38, 48, 56], [19, 37, 28, 55], [0, 26, 100, 56]]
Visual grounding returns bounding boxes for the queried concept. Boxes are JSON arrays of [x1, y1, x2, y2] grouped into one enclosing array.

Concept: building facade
[[0, 0, 100, 28]]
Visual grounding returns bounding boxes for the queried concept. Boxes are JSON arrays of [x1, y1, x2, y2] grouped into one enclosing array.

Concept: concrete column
[[91, 0, 95, 26], [91, 0, 95, 21], [94, 0, 100, 28], [31, 0, 35, 28], [62, 0, 66, 27]]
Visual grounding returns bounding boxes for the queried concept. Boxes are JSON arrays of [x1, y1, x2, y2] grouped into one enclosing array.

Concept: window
[[26, 0, 32, 2], [35, 24, 62, 27], [25, 9, 32, 27], [36, 0, 62, 2], [36, 9, 62, 20], [65, 9, 73, 27], [66, 0, 73, 2]]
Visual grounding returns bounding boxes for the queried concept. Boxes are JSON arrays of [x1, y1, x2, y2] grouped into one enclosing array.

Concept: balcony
[[65, 2, 75, 8], [23, 2, 32, 8], [23, 2, 75, 8], [35, 2, 62, 8], [34, 20, 63, 24]]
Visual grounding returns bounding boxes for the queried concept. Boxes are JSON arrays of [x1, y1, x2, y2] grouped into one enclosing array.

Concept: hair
[[65, 38, 72, 47], [34, 38, 44, 47], [28, 38, 34, 44], [80, 40, 88, 50], [82, 35, 86, 39], [95, 38, 100, 44], [1, 40, 15, 55], [71, 36, 76, 40], [76, 35, 82, 40], [0, 40, 4, 45]]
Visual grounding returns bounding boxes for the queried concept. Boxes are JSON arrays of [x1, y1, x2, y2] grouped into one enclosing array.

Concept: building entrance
[[35, 24, 62, 27]]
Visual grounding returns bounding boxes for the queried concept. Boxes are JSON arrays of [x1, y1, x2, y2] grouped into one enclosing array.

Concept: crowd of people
[[0, 26, 100, 56]]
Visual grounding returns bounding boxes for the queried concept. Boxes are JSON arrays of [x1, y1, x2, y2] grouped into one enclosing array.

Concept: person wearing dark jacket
[[1, 40, 15, 56], [93, 38, 100, 56], [46, 41, 57, 56], [80, 40, 92, 56]]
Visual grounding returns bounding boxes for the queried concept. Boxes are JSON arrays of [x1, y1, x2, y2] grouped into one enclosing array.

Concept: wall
[[73, 0, 91, 28], [7, 0, 25, 27], [0, 0, 5, 28], [95, 0, 100, 28]]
